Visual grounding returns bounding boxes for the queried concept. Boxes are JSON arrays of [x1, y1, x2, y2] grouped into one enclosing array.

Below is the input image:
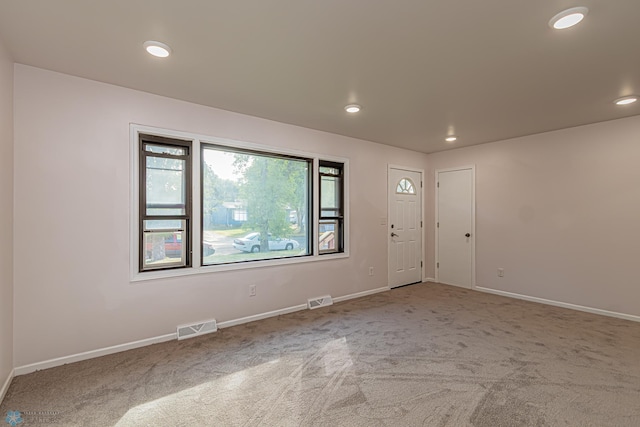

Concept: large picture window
[[134, 126, 347, 277], [201, 145, 312, 265]]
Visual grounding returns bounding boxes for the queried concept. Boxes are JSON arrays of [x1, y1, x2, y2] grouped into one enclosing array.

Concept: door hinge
[[421, 181, 423, 188], [437, 262, 439, 268], [437, 182, 439, 188], [437, 222, 439, 228], [421, 261, 423, 267], [421, 220, 423, 227]]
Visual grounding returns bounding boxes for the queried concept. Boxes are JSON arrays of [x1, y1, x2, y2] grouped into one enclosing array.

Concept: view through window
[[319, 162, 344, 254], [201, 145, 311, 265], [139, 136, 191, 271], [136, 130, 346, 275]]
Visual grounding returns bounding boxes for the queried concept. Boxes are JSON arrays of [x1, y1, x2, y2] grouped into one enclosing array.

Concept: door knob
[[391, 232, 398, 237], [465, 233, 471, 237]]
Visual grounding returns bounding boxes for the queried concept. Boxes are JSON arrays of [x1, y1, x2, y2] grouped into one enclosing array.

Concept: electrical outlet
[[249, 285, 256, 297], [497, 268, 504, 277], [369, 267, 374, 276]]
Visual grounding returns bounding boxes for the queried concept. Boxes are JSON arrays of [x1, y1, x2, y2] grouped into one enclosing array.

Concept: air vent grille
[[307, 295, 333, 310], [177, 319, 218, 340]]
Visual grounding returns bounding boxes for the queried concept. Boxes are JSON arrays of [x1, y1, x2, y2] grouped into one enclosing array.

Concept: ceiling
[[1, 1, 639, 154]]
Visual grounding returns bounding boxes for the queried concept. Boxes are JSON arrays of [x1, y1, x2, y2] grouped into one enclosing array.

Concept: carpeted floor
[[2, 282, 640, 426]]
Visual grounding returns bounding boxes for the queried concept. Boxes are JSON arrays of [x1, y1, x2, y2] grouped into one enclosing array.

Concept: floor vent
[[308, 295, 333, 310], [177, 319, 218, 340]]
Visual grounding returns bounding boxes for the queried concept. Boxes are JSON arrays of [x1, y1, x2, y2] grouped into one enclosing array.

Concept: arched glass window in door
[[396, 178, 416, 194]]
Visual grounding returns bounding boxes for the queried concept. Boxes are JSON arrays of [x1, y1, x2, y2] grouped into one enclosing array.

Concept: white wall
[[426, 116, 640, 317], [13, 65, 428, 367], [0, 39, 14, 393]]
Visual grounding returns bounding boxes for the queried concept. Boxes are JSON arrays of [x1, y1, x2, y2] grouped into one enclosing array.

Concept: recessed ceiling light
[[614, 96, 638, 106], [344, 104, 361, 113], [445, 136, 457, 143], [549, 7, 589, 30], [144, 41, 172, 58]]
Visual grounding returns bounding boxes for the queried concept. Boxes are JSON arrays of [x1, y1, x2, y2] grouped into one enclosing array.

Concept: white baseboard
[[219, 286, 391, 329], [14, 333, 176, 376], [13, 286, 391, 377], [475, 286, 640, 323], [1, 368, 15, 404], [423, 277, 436, 283], [333, 286, 389, 304], [217, 304, 308, 329]]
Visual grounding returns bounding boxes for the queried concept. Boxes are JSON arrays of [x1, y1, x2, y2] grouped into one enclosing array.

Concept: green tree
[[234, 154, 306, 252], [287, 161, 308, 233], [202, 163, 239, 229]]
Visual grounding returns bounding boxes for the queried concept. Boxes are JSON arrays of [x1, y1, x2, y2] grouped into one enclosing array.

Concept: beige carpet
[[2, 283, 640, 426]]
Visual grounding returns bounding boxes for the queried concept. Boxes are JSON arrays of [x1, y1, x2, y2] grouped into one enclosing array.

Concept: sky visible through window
[[203, 149, 241, 181]]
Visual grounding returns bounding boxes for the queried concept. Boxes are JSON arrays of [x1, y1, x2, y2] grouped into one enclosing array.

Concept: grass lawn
[[208, 228, 252, 238], [203, 249, 306, 264], [207, 227, 306, 239]]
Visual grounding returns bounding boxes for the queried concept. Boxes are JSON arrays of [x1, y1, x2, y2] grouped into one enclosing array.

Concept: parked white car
[[233, 232, 300, 253]]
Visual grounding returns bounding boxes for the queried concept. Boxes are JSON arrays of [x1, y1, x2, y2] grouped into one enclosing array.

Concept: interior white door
[[436, 167, 474, 288], [388, 167, 422, 288]]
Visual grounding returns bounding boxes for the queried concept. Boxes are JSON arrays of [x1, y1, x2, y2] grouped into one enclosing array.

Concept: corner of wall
[[0, 369, 14, 404], [0, 36, 15, 402]]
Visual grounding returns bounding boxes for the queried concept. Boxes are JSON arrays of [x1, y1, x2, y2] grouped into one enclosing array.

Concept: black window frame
[[319, 160, 344, 254], [132, 126, 350, 279], [139, 134, 192, 272], [200, 143, 314, 266]]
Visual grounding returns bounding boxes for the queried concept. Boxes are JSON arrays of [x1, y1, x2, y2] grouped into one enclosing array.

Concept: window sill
[[130, 251, 349, 282]]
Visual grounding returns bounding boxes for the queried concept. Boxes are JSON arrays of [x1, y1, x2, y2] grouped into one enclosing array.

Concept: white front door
[[388, 167, 423, 288], [436, 167, 475, 288]]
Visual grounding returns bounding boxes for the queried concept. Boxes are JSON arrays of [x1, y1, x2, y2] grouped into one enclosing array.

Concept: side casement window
[[319, 161, 344, 254], [139, 135, 192, 271]]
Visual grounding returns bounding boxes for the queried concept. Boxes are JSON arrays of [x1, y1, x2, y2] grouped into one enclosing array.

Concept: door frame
[[387, 164, 425, 287], [435, 165, 476, 289]]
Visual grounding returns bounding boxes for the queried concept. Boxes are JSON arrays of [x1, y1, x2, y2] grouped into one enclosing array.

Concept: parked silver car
[[233, 232, 300, 253]]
